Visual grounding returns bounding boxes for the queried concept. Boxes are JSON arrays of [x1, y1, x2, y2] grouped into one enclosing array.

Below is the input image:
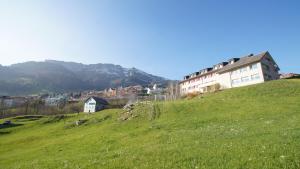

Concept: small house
[[44, 95, 67, 107], [0, 96, 27, 108], [84, 97, 108, 113]]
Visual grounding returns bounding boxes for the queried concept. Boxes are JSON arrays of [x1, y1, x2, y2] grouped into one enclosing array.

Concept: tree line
[[0, 99, 83, 119]]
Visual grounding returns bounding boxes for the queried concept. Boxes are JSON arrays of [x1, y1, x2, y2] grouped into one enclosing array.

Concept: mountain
[[0, 60, 167, 95]]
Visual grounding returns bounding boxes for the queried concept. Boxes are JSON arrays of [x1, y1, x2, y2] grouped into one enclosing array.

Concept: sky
[[0, 0, 299, 80]]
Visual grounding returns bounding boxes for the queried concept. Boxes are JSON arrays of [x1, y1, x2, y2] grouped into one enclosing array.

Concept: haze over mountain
[[0, 60, 168, 96]]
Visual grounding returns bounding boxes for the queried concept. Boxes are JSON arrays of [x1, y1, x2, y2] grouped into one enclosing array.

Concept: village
[[1, 0, 300, 168], [0, 82, 182, 118], [1, 51, 299, 118]]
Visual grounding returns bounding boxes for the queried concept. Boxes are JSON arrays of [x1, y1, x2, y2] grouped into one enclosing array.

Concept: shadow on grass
[[0, 123, 23, 129], [43, 115, 68, 124], [13, 115, 44, 122], [0, 131, 11, 135]]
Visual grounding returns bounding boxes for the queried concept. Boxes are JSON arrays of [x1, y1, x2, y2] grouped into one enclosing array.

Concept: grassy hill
[[1, 79, 300, 169]]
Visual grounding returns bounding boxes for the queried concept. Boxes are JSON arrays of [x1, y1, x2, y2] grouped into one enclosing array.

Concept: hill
[[0, 60, 167, 95], [0, 79, 300, 169]]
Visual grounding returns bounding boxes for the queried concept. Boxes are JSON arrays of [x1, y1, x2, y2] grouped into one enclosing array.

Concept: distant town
[[0, 82, 181, 118], [0, 51, 299, 118]]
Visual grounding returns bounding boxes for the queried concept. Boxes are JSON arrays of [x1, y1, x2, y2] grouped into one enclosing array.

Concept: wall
[[223, 62, 265, 88], [180, 73, 218, 95], [84, 98, 96, 113], [260, 55, 280, 81]]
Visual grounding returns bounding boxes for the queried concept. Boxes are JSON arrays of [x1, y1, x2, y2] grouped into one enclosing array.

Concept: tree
[[0, 98, 5, 118]]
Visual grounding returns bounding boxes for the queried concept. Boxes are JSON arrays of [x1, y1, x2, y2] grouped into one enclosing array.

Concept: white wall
[[217, 72, 232, 89], [84, 98, 96, 113], [223, 62, 265, 88], [180, 73, 218, 95]]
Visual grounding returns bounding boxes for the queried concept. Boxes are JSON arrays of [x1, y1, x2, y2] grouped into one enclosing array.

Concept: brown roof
[[180, 51, 269, 84], [217, 51, 267, 73], [86, 97, 108, 105]]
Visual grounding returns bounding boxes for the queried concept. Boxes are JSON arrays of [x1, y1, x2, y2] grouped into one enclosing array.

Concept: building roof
[[217, 51, 267, 73], [86, 97, 108, 105], [180, 51, 271, 84]]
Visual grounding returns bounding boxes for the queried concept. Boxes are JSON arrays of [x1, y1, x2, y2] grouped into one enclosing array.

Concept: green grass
[[1, 79, 300, 169]]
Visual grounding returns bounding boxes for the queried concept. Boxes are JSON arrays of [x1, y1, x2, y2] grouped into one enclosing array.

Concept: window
[[89, 103, 96, 105], [265, 74, 272, 80], [232, 70, 239, 75], [251, 74, 260, 80], [232, 79, 240, 85], [250, 63, 258, 70], [240, 67, 248, 73], [241, 76, 250, 82], [263, 64, 270, 71]]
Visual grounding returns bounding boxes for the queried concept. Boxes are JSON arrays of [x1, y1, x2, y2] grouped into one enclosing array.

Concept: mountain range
[[0, 60, 168, 96]]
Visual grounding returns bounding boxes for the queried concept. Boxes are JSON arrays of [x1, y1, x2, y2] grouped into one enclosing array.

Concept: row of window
[[262, 63, 270, 71], [183, 63, 260, 87], [231, 63, 258, 75], [264, 73, 273, 80], [232, 74, 260, 85], [183, 74, 215, 85], [182, 80, 216, 91]]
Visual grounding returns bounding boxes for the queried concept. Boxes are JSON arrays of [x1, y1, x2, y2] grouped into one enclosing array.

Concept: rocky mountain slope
[[0, 60, 167, 95]]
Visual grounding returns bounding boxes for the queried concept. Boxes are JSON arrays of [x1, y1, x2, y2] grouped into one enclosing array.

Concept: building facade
[[180, 51, 280, 95], [44, 95, 67, 107], [0, 96, 27, 108]]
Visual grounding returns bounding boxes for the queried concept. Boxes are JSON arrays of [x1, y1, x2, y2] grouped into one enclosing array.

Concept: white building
[[180, 51, 280, 95], [84, 97, 108, 113], [146, 84, 164, 95], [0, 96, 27, 108]]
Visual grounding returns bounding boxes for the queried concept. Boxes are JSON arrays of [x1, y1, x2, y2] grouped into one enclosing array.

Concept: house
[[146, 84, 164, 95], [115, 85, 145, 97], [0, 96, 27, 108], [84, 97, 108, 113], [80, 90, 106, 101], [180, 51, 280, 95], [0, 96, 13, 107], [280, 73, 300, 79], [44, 95, 67, 107], [104, 88, 117, 97]]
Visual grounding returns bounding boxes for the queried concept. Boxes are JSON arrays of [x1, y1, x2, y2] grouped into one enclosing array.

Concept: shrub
[[186, 92, 200, 99]]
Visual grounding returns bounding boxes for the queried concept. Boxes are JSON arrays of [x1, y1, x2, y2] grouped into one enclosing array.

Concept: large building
[[180, 51, 280, 95]]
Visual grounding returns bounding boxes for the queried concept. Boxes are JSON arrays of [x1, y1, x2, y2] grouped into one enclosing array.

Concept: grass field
[[1, 79, 300, 169]]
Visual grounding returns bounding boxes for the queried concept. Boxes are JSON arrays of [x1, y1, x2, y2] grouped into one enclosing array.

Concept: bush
[[185, 92, 200, 99]]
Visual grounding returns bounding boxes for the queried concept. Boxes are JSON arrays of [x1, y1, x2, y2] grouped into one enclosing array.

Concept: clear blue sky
[[0, 0, 299, 79]]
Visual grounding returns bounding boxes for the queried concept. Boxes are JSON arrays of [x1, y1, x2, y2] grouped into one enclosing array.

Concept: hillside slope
[[0, 79, 300, 169], [0, 60, 167, 95]]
